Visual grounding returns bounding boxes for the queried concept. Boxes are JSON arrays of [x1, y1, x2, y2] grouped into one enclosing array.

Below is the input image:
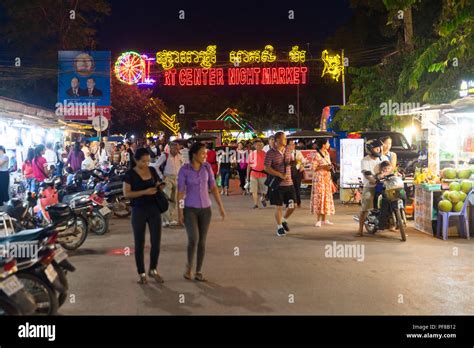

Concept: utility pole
[[342, 49, 346, 106], [297, 83, 300, 129]]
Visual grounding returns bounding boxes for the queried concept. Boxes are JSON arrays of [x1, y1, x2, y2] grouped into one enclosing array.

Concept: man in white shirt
[[81, 140, 90, 158], [357, 139, 388, 236], [179, 143, 189, 165], [263, 136, 275, 152], [81, 153, 96, 171], [153, 142, 183, 227], [44, 143, 58, 170]]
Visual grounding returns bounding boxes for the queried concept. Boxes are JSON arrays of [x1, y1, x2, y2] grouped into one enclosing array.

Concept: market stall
[[0, 96, 62, 170], [408, 95, 474, 237]]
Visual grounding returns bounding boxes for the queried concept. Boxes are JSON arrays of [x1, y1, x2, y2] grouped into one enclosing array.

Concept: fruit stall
[[414, 168, 473, 234], [410, 94, 474, 236]]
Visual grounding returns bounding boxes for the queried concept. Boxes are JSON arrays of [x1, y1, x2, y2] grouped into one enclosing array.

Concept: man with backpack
[[153, 142, 183, 227]]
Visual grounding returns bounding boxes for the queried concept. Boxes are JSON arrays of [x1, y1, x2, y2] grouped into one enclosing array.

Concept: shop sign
[[459, 80, 474, 97]]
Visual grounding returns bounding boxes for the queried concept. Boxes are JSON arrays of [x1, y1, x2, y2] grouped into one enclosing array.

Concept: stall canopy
[[397, 95, 474, 171], [189, 135, 217, 142], [0, 96, 58, 128], [287, 130, 338, 139]]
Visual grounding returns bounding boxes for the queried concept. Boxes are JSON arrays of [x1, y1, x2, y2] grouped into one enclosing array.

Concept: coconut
[[448, 191, 461, 204], [449, 182, 461, 192], [438, 200, 452, 212], [460, 180, 472, 194]]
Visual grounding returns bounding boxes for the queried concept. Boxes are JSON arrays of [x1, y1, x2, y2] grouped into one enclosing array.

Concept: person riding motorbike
[[357, 139, 388, 236], [374, 160, 398, 231]]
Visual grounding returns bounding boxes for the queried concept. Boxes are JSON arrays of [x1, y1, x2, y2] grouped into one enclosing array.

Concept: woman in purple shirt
[[178, 142, 226, 282], [66, 142, 85, 172]]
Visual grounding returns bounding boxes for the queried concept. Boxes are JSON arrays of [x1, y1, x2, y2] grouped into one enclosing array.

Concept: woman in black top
[[123, 148, 164, 284]]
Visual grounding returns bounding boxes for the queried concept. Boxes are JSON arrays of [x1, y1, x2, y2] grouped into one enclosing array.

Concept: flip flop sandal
[[194, 273, 207, 282], [183, 271, 193, 280], [137, 274, 148, 284]]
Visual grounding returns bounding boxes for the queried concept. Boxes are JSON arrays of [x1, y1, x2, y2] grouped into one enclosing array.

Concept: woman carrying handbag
[[310, 138, 336, 227], [123, 148, 167, 285]]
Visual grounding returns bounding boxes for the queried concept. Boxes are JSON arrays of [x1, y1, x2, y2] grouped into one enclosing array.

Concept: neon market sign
[[163, 67, 308, 86], [114, 45, 309, 86]]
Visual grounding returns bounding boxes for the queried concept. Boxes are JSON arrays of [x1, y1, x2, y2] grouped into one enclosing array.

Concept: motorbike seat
[[105, 188, 123, 197], [0, 227, 54, 244], [72, 198, 91, 209], [46, 204, 73, 221], [62, 190, 94, 204]]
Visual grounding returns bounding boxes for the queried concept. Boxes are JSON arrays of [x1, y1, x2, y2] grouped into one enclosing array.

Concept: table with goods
[[413, 167, 474, 236]]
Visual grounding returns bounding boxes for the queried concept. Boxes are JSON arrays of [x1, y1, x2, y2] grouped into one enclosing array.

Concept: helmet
[[365, 139, 383, 157]]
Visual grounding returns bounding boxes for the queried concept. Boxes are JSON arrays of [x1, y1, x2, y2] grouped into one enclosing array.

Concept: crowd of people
[[0, 132, 399, 285], [123, 131, 343, 284]]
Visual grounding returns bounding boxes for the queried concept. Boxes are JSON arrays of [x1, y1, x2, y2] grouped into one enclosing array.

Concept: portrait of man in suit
[[84, 78, 103, 97], [66, 77, 84, 98]]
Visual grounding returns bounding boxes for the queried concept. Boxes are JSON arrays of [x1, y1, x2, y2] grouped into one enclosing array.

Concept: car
[[352, 131, 419, 174]]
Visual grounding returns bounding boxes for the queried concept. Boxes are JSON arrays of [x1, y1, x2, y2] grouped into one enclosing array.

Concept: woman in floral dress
[[310, 138, 335, 227]]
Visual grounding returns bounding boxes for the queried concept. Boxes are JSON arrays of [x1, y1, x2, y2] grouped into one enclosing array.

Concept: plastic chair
[[436, 190, 472, 240]]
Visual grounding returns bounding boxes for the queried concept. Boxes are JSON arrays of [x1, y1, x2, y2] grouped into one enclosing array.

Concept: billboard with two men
[[57, 51, 111, 121]]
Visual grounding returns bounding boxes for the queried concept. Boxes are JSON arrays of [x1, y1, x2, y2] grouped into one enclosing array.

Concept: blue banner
[[58, 51, 111, 120]]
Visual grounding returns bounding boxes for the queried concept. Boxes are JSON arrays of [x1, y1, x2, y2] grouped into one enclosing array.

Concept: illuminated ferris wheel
[[114, 51, 146, 85]]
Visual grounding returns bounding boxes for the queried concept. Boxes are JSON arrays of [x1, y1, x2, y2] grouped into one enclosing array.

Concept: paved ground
[[60, 184, 473, 315]]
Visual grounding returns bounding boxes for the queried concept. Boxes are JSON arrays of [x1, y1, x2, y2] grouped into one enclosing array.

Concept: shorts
[[250, 177, 267, 195], [361, 187, 376, 211], [269, 185, 296, 207]]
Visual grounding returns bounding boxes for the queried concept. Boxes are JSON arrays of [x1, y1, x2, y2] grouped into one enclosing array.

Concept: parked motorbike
[[6, 188, 88, 251], [1, 226, 61, 315], [354, 174, 407, 241], [62, 168, 130, 219], [0, 214, 76, 314], [0, 258, 37, 315], [89, 167, 131, 218]]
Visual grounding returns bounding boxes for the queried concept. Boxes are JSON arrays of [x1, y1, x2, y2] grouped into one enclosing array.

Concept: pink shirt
[[249, 150, 267, 179], [32, 156, 48, 181]]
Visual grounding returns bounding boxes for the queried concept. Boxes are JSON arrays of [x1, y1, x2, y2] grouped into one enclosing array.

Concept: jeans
[[220, 167, 231, 188], [0, 171, 9, 205], [237, 167, 247, 191], [26, 178, 35, 193], [131, 205, 162, 274], [184, 207, 212, 272]]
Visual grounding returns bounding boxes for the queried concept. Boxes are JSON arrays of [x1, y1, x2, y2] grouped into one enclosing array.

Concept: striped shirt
[[264, 146, 293, 186]]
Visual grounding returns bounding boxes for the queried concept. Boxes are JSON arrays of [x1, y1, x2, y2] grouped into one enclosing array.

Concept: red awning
[[195, 120, 230, 131]]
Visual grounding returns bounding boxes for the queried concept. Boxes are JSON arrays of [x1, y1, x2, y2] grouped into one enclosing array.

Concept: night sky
[[98, 0, 353, 56]]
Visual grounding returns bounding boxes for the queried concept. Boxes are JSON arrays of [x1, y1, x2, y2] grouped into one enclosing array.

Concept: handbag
[[264, 150, 288, 191], [150, 167, 169, 213], [264, 175, 282, 191], [331, 180, 338, 194]]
